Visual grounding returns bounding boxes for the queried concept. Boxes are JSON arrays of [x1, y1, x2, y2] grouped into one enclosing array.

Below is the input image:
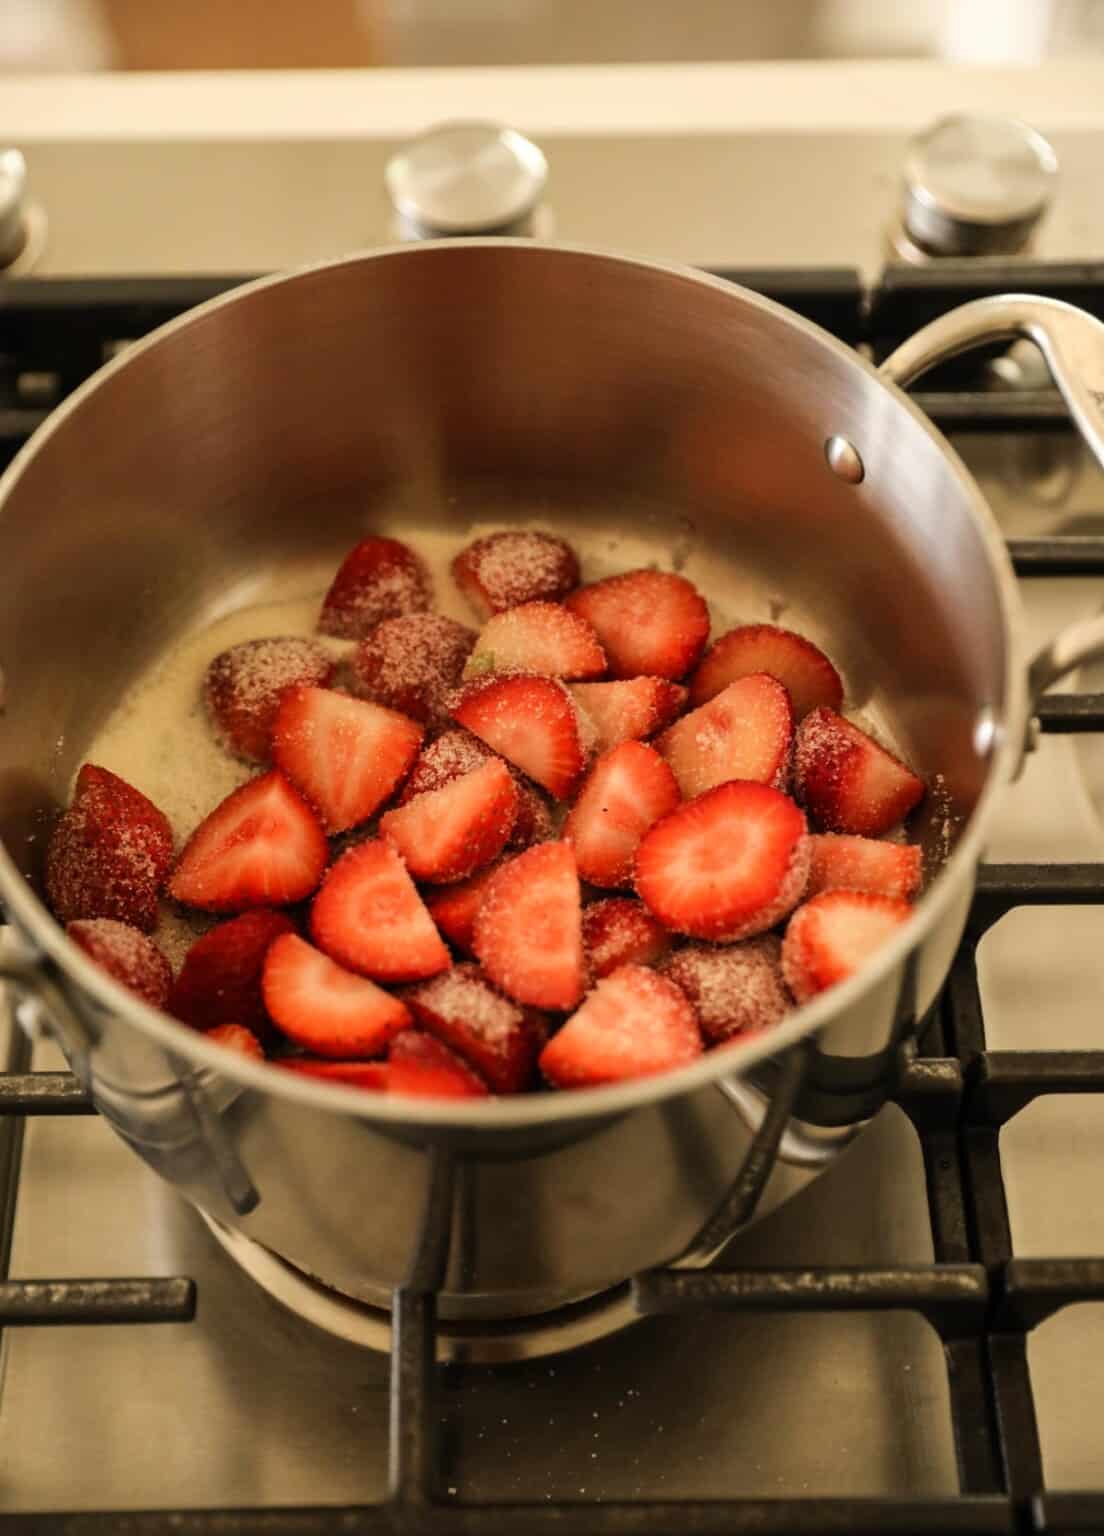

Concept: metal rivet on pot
[[825, 435, 865, 484]]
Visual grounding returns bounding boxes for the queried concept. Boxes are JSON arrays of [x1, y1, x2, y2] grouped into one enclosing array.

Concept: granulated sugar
[[662, 937, 790, 1043], [410, 964, 520, 1051], [454, 530, 579, 617], [350, 613, 475, 727]]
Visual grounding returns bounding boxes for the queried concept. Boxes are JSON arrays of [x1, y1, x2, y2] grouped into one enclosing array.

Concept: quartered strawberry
[[568, 678, 687, 752], [635, 781, 810, 942], [262, 932, 411, 1058], [806, 834, 923, 902], [310, 840, 450, 981], [690, 624, 843, 719], [407, 963, 547, 1093], [655, 674, 793, 799], [781, 890, 912, 1003], [272, 685, 422, 835], [46, 764, 173, 931], [453, 529, 580, 620], [465, 601, 606, 681], [662, 936, 790, 1044], [397, 729, 494, 804], [540, 964, 702, 1089], [203, 637, 335, 763], [380, 758, 519, 883], [349, 613, 475, 729], [473, 842, 584, 1010], [563, 741, 680, 889], [423, 862, 503, 954], [318, 535, 432, 640], [582, 898, 670, 979], [388, 1030, 490, 1098], [279, 1058, 389, 1090], [67, 919, 172, 1008], [565, 570, 709, 680], [449, 674, 593, 801], [794, 708, 925, 837], [205, 1024, 265, 1061], [168, 908, 295, 1030]]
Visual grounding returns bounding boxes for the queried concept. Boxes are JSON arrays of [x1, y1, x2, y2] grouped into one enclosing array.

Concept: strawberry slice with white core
[[465, 601, 606, 681], [563, 741, 680, 889], [262, 932, 411, 1058], [407, 963, 546, 1093], [582, 898, 670, 979], [380, 758, 519, 884], [272, 685, 422, 835], [472, 842, 584, 1010], [170, 771, 327, 912], [568, 678, 687, 752], [388, 1030, 490, 1097], [453, 530, 580, 620], [662, 937, 790, 1044], [310, 841, 450, 981], [449, 674, 593, 801], [635, 781, 810, 941], [806, 834, 922, 901], [782, 890, 911, 1002], [794, 708, 925, 837], [655, 674, 793, 799], [539, 964, 703, 1088], [690, 624, 843, 718], [565, 570, 709, 680]]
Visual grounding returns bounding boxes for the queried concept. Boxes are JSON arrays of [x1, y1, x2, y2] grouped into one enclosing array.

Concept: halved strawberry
[[310, 840, 450, 981], [690, 625, 843, 719], [170, 772, 327, 912], [203, 637, 335, 763], [205, 1024, 265, 1061], [563, 741, 680, 889], [423, 862, 503, 954], [449, 674, 593, 801], [388, 1030, 490, 1098], [453, 530, 580, 620], [465, 602, 606, 681], [582, 898, 670, 979], [781, 890, 912, 1002], [568, 678, 687, 752], [806, 834, 923, 902], [655, 675, 793, 799], [67, 919, 172, 1008], [262, 931, 411, 1058], [380, 758, 519, 883], [565, 570, 709, 680], [272, 685, 423, 834], [407, 963, 546, 1093], [279, 1058, 389, 1090], [168, 909, 295, 1030], [46, 764, 173, 931], [635, 781, 810, 941], [472, 842, 584, 1009], [662, 936, 790, 1044], [794, 708, 925, 837], [349, 613, 475, 729], [318, 535, 432, 640], [540, 964, 702, 1088]]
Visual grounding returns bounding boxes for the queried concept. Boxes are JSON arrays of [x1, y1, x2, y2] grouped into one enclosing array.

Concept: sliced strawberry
[[397, 729, 494, 804], [205, 1024, 265, 1061], [262, 931, 411, 1058], [169, 771, 327, 912], [318, 535, 432, 640], [655, 675, 793, 799], [508, 781, 554, 850], [465, 602, 606, 681], [662, 936, 790, 1044], [380, 758, 519, 884], [781, 890, 912, 1002], [565, 570, 709, 680], [582, 898, 670, 979], [472, 842, 584, 1009], [563, 741, 680, 889], [349, 613, 475, 729], [168, 909, 295, 1030], [45, 764, 173, 931], [568, 678, 687, 752], [67, 919, 172, 1008], [449, 674, 592, 801], [453, 530, 580, 620], [635, 781, 810, 941], [690, 625, 843, 719], [388, 1030, 490, 1098], [794, 708, 925, 837], [407, 963, 546, 1093], [310, 841, 450, 981], [272, 685, 423, 834], [540, 964, 702, 1088], [203, 637, 335, 763], [279, 1058, 389, 1090], [806, 834, 923, 901], [423, 862, 503, 954]]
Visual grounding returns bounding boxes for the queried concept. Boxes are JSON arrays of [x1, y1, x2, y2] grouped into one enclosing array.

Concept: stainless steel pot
[[2, 244, 1103, 1330]]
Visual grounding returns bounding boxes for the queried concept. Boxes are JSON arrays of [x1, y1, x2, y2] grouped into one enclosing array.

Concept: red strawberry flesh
[[569, 678, 687, 751], [279, 1058, 389, 1090], [465, 601, 606, 680], [794, 708, 925, 837], [582, 898, 670, 979], [310, 840, 450, 981], [539, 964, 702, 1088], [263, 932, 411, 1057], [565, 570, 709, 680], [690, 624, 843, 718], [782, 889, 911, 1002], [380, 758, 519, 884], [473, 842, 584, 1010], [388, 1030, 490, 1098], [407, 963, 546, 1092], [449, 673, 592, 801], [424, 862, 503, 954], [203, 637, 335, 763], [205, 1024, 265, 1061], [46, 764, 173, 932], [67, 919, 172, 1008], [806, 834, 922, 901], [169, 908, 295, 1030], [564, 740, 680, 889], [655, 674, 793, 799]]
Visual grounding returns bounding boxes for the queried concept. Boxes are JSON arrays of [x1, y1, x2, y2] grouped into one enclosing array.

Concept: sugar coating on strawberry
[[655, 674, 793, 799], [582, 898, 670, 979], [46, 764, 173, 932], [205, 1024, 265, 1061], [473, 842, 584, 1010], [569, 678, 687, 752], [398, 730, 493, 803], [407, 962, 546, 1093], [794, 708, 925, 838], [263, 932, 411, 1058], [453, 530, 580, 620], [509, 780, 555, 850], [424, 862, 503, 954], [690, 624, 844, 719], [66, 919, 173, 1008], [782, 890, 912, 1003], [465, 602, 606, 681], [310, 840, 450, 982], [806, 834, 923, 902], [449, 673, 594, 801], [380, 758, 519, 884], [349, 613, 475, 728], [279, 1058, 389, 1090], [563, 741, 680, 889], [540, 964, 703, 1088], [388, 1029, 490, 1097], [318, 535, 432, 640], [168, 908, 295, 1030], [203, 637, 335, 763], [662, 936, 790, 1044], [565, 570, 709, 680]]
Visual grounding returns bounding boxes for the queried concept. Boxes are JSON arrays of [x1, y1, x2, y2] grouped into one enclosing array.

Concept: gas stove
[[1, 60, 1104, 1532]]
